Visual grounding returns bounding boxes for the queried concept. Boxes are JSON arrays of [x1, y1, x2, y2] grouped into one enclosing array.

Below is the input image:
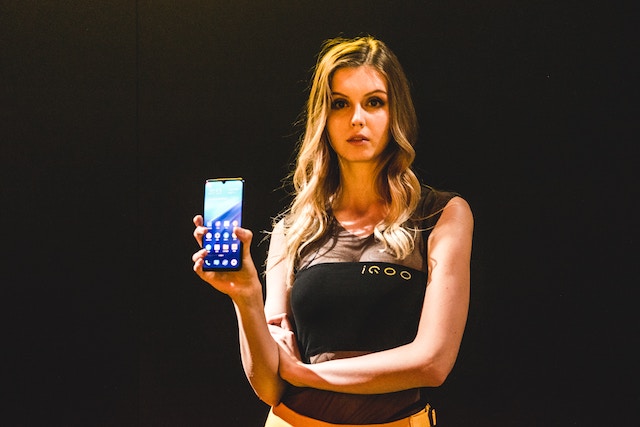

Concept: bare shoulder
[[428, 196, 474, 256], [273, 217, 286, 233], [268, 218, 287, 253], [440, 196, 473, 228], [264, 218, 290, 317]]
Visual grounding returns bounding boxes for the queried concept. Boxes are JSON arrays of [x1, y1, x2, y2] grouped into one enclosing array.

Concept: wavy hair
[[276, 36, 422, 286]]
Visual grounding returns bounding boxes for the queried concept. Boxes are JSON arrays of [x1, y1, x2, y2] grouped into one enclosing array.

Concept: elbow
[[251, 380, 285, 407], [418, 355, 456, 387], [259, 393, 282, 408], [427, 365, 450, 387]]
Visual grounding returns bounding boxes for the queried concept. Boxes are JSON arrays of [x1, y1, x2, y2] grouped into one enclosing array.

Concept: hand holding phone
[[202, 178, 244, 271]]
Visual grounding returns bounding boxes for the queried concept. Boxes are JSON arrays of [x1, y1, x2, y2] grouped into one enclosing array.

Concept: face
[[326, 66, 391, 167]]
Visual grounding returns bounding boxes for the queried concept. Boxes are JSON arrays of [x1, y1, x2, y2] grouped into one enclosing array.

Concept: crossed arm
[[272, 197, 473, 395], [192, 196, 473, 404]]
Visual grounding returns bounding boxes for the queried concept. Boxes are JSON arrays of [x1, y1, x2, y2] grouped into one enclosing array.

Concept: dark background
[[2, 1, 637, 426]]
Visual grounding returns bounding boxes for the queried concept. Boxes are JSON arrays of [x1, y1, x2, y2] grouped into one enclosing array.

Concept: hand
[[267, 313, 301, 362], [192, 215, 261, 301], [266, 313, 307, 387]]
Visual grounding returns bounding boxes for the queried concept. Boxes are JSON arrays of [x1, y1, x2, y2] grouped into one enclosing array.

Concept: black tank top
[[283, 186, 458, 424]]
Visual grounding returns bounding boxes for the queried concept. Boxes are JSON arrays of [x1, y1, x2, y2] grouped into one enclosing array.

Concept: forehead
[[330, 66, 388, 94]]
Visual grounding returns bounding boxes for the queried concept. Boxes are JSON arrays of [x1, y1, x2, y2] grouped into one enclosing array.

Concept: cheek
[[378, 113, 392, 146], [382, 109, 391, 126], [325, 116, 341, 139], [375, 111, 391, 134]]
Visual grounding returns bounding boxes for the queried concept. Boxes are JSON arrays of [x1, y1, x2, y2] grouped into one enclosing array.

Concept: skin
[[275, 196, 473, 394], [327, 66, 392, 235], [327, 66, 391, 168], [192, 219, 287, 405], [192, 65, 473, 404]]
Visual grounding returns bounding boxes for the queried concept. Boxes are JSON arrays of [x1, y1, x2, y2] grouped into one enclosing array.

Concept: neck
[[334, 163, 382, 210], [331, 164, 388, 236]]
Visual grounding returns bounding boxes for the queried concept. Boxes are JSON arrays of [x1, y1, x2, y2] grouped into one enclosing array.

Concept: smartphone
[[202, 177, 244, 271]]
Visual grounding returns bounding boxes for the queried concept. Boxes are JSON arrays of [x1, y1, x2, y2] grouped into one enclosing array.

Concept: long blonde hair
[[277, 36, 422, 286]]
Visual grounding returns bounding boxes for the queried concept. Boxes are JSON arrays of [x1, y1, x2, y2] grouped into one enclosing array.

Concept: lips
[[347, 134, 369, 142]]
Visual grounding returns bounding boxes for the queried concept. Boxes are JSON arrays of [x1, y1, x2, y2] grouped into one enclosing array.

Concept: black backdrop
[[2, 1, 637, 426]]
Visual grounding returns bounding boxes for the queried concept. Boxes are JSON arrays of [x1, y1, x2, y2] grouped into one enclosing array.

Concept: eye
[[367, 97, 386, 108], [331, 99, 348, 110]]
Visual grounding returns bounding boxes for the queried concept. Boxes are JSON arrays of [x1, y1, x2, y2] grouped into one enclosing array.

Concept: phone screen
[[202, 178, 244, 271]]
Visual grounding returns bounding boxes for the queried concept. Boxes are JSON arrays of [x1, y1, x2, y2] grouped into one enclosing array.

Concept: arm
[[192, 216, 288, 405], [264, 220, 301, 362], [278, 197, 473, 394]]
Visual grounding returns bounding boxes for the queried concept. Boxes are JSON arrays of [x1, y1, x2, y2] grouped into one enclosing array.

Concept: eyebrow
[[331, 90, 388, 97]]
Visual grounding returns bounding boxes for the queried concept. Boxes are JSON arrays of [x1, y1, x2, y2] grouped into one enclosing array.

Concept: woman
[[192, 36, 473, 426]]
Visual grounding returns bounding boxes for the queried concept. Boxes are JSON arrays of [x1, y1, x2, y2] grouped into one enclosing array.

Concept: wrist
[[232, 283, 263, 307]]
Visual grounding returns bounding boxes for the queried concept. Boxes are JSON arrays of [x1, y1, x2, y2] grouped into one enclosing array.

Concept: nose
[[351, 105, 365, 127]]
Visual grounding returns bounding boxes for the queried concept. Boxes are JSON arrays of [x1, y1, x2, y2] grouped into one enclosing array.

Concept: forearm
[[192, 221, 288, 404], [281, 342, 454, 395], [232, 290, 287, 405]]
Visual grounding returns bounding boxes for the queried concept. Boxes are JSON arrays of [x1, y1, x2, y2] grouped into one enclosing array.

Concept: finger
[[267, 313, 287, 326], [193, 256, 204, 274], [268, 324, 284, 337], [193, 226, 209, 247], [281, 315, 293, 331], [233, 226, 253, 245], [193, 225, 208, 236], [233, 227, 255, 263], [192, 248, 208, 263], [193, 215, 203, 226]]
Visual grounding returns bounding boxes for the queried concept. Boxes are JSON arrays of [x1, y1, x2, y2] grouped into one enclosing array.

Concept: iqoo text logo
[[360, 264, 412, 280]]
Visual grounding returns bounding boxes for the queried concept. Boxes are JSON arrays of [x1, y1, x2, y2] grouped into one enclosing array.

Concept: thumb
[[233, 226, 253, 245], [233, 227, 254, 259]]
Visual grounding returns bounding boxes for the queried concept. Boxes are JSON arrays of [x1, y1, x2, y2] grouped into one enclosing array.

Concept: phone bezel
[[202, 177, 244, 271]]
